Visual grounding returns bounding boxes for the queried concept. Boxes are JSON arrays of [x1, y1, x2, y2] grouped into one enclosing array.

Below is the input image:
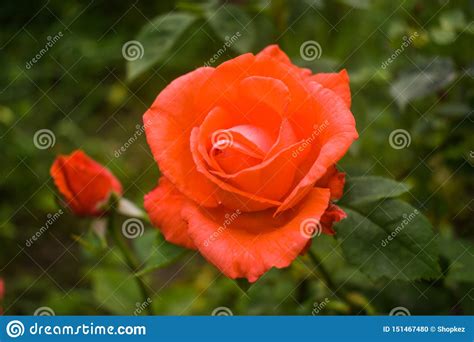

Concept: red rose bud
[[50, 150, 122, 217]]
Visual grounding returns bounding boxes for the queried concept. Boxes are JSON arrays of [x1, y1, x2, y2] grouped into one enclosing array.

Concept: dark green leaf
[[91, 268, 141, 315], [339, 176, 410, 206], [438, 235, 474, 284], [336, 199, 440, 281], [389, 58, 457, 109], [133, 230, 186, 276], [206, 5, 256, 53], [126, 12, 197, 81]]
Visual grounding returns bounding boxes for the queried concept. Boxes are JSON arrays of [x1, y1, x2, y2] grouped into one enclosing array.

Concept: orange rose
[[144, 45, 358, 282], [50, 150, 122, 217]]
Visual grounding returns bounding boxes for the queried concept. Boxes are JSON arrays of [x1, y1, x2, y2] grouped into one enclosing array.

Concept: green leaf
[[335, 199, 440, 281], [133, 230, 186, 277], [91, 268, 141, 315], [389, 58, 457, 109], [339, 176, 410, 206], [310, 235, 372, 290], [126, 12, 197, 81], [206, 5, 256, 53], [438, 236, 474, 284]]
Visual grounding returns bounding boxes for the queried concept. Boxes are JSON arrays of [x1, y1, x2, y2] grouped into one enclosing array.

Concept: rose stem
[[307, 249, 374, 314], [109, 209, 154, 315], [307, 249, 339, 294]]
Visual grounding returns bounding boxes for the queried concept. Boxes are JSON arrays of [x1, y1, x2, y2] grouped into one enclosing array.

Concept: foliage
[[0, 0, 473, 315]]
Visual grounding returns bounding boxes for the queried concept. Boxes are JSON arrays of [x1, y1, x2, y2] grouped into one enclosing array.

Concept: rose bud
[[143, 45, 358, 282], [50, 150, 122, 216]]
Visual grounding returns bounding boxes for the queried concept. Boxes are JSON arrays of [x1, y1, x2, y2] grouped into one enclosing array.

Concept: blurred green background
[[0, 0, 473, 315]]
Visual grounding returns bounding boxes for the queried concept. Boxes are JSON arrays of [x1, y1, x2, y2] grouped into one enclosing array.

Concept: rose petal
[[257, 46, 351, 108], [275, 82, 358, 216], [197, 106, 271, 174], [315, 165, 346, 200], [191, 127, 282, 211], [311, 69, 351, 108], [210, 138, 311, 201], [197, 53, 255, 114], [320, 204, 347, 235], [265, 118, 298, 160], [143, 67, 220, 208], [144, 177, 195, 249], [238, 76, 290, 117], [257, 44, 312, 78], [183, 188, 331, 282]]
